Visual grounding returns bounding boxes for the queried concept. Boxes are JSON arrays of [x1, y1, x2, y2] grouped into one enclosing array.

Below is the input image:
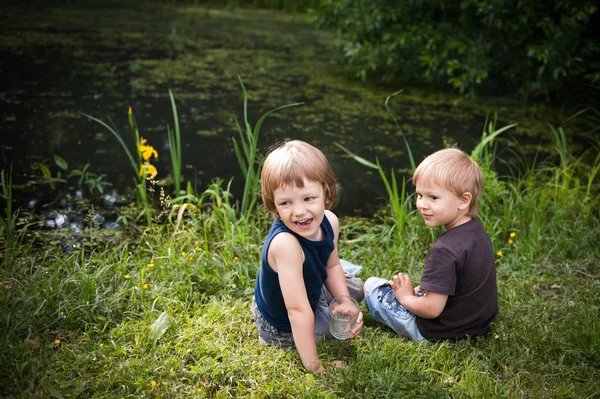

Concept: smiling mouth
[[294, 219, 313, 229]]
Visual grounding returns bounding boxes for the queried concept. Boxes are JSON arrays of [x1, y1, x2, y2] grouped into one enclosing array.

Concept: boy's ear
[[458, 192, 472, 210]]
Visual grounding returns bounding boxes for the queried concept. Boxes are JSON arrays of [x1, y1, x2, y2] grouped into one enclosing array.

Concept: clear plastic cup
[[328, 295, 360, 340]]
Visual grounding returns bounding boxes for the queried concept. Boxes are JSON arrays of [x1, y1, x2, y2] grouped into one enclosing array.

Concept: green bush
[[310, 0, 600, 98]]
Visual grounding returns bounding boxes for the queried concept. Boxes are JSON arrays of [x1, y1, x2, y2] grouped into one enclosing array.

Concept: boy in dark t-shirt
[[364, 147, 498, 341]]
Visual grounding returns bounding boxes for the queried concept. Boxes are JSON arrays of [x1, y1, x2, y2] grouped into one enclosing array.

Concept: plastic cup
[[328, 295, 360, 340]]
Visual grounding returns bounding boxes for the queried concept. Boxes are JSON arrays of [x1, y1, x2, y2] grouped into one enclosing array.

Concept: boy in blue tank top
[[252, 140, 364, 373]]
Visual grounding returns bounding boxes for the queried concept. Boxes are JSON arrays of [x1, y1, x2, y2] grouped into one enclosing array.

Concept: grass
[[1, 123, 599, 398]]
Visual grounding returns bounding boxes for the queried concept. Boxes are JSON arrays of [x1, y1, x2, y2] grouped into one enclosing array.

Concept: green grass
[[1, 128, 599, 398]]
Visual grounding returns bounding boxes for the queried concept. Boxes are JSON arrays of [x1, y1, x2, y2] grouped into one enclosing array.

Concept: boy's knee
[[346, 274, 364, 303], [363, 277, 378, 294]]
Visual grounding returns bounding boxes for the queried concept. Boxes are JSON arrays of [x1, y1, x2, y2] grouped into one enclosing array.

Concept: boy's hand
[[349, 311, 364, 339], [309, 360, 345, 373], [390, 273, 414, 303]]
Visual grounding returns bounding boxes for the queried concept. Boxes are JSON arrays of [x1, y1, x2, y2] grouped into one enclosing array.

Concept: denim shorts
[[363, 277, 426, 341], [252, 271, 364, 347]]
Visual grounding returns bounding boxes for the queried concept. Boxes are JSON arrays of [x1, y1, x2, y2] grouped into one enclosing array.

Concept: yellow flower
[[508, 239, 513, 244], [188, 256, 193, 261], [139, 163, 158, 179], [182, 251, 186, 256], [143, 283, 149, 289], [148, 263, 154, 268], [128, 106, 132, 116], [150, 380, 157, 388], [125, 274, 131, 279], [139, 138, 158, 160], [54, 339, 61, 345], [60, 311, 64, 316], [510, 232, 516, 238], [233, 256, 239, 261], [99, 343, 104, 348], [496, 250, 503, 257], [249, 254, 253, 259]]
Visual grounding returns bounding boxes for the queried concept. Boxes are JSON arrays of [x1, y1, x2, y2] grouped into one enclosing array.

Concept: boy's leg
[[251, 299, 295, 347], [363, 277, 426, 341]]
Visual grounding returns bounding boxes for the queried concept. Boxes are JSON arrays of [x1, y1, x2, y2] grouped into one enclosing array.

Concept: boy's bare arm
[[270, 233, 324, 372], [323, 210, 363, 338], [323, 211, 350, 298], [391, 273, 447, 319]]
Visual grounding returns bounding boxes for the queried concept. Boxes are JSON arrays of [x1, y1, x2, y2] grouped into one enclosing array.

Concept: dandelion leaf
[[150, 311, 170, 342]]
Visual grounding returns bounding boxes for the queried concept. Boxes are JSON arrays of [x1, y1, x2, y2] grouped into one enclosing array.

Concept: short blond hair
[[412, 147, 484, 217], [261, 140, 339, 217]]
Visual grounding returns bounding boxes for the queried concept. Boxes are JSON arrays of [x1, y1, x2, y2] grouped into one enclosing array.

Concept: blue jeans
[[364, 277, 426, 341]]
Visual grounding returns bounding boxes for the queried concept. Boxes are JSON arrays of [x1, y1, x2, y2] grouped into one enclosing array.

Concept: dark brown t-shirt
[[417, 217, 498, 340]]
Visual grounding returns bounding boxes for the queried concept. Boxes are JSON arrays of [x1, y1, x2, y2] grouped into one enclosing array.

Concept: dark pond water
[[0, 1, 561, 221]]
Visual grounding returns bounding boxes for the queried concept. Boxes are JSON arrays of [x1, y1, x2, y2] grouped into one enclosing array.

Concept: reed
[[232, 76, 303, 221], [167, 89, 183, 199], [0, 169, 16, 272], [335, 143, 411, 243], [83, 107, 160, 225]]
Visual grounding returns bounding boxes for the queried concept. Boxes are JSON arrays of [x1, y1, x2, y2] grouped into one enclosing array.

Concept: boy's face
[[273, 178, 326, 241], [415, 180, 471, 231]]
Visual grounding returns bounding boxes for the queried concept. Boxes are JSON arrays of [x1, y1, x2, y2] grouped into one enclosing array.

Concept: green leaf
[[334, 142, 378, 169], [42, 383, 65, 399], [40, 164, 51, 179], [53, 155, 68, 171], [149, 311, 170, 343]]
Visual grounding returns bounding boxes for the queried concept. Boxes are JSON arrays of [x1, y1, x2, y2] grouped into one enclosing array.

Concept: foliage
[[1, 119, 600, 397], [0, 169, 17, 273], [37, 155, 112, 195], [83, 107, 162, 225], [232, 76, 303, 221], [167, 89, 183, 199], [146, 0, 320, 12], [310, 0, 600, 98]]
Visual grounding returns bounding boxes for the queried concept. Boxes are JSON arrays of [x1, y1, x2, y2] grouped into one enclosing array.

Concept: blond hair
[[261, 140, 339, 217], [412, 147, 484, 217]]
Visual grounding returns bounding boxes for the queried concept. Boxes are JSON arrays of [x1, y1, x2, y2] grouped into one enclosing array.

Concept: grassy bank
[[1, 125, 599, 398]]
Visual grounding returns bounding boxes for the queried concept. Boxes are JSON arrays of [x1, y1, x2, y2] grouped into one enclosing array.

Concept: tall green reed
[[1, 168, 16, 272], [232, 76, 303, 221], [332, 90, 419, 242], [167, 89, 183, 199], [82, 107, 156, 225], [385, 90, 416, 170], [334, 143, 411, 242]]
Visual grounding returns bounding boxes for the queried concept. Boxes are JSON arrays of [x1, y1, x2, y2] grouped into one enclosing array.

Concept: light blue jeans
[[363, 277, 426, 341]]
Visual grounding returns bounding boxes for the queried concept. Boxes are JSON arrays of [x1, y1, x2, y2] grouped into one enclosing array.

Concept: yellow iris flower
[[139, 137, 158, 161], [139, 163, 158, 179]]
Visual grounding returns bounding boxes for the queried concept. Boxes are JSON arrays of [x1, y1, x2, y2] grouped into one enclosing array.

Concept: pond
[[0, 1, 562, 221]]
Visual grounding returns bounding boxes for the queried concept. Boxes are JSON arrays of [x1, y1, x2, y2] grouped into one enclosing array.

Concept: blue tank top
[[254, 215, 334, 332]]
